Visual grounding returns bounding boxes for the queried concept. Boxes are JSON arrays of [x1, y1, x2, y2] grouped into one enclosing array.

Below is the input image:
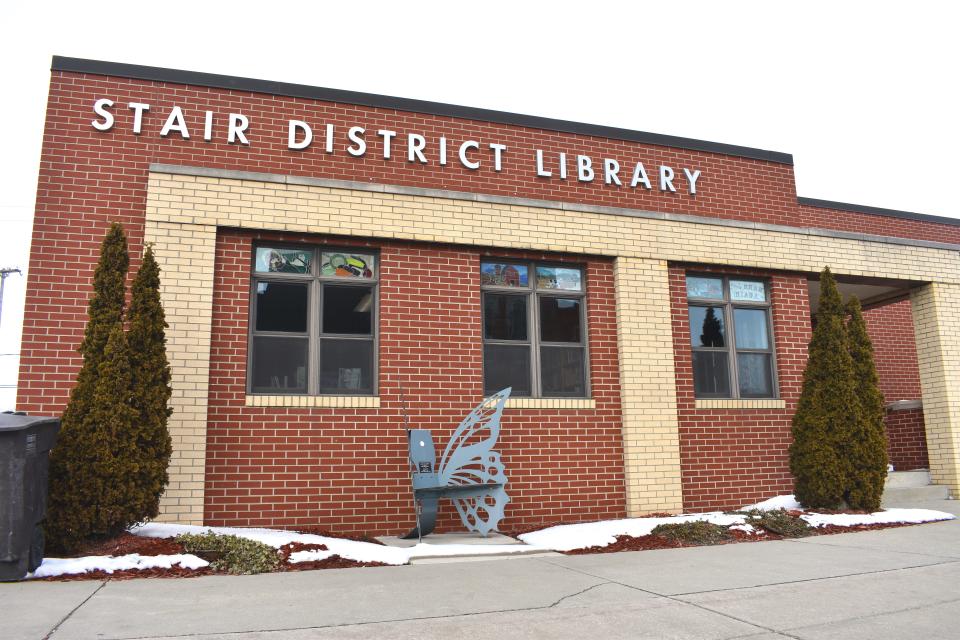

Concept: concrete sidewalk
[[4, 498, 959, 640]]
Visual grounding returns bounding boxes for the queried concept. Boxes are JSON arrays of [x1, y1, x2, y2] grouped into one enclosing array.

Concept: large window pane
[[255, 247, 312, 274], [689, 306, 726, 348], [481, 262, 528, 287], [686, 276, 723, 300], [733, 308, 769, 349], [536, 266, 582, 291], [255, 282, 308, 333], [483, 344, 532, 396], [737, 353, 773, 397], [319, 339, 374, 394], [323, 285, 373, 335], [484, 294, 528, 341], [539, 297, 582, 343], [692, 351, 730, 397], [251, 337, 308, 393], [541, 346, 586, 396]]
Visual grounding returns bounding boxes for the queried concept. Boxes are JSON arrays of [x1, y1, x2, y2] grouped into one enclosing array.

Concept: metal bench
[[401, 388, 511, 540]]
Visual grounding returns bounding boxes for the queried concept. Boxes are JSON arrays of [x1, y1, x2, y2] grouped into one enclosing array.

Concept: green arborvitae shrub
[[844, 297, 889, 511], [651, 520, 732, 545], [127, 245, 173, 521], [176, 533, 281, 574], [46, 224, 132, 552], [46, 325, 140, 551], [789, 266, 861, 509]]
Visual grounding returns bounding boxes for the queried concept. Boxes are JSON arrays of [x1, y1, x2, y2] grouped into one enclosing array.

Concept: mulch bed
[[37, 533, 387, 581], [32, 515, 937, 580], [561, 517, 928, 555]]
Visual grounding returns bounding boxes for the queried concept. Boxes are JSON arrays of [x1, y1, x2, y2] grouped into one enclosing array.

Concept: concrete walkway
[[4, 498, 959, 640]]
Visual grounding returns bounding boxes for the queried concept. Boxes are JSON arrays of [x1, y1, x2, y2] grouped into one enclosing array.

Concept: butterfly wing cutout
[[437, 387, 511, 535]]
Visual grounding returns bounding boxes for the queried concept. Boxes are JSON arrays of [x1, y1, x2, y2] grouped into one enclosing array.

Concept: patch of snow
[[32, 553, 207, 578], [730, 524, 757, 534], [517, 512, 746, 552], [132, 523, 537, 565], [802, 508, 955, 528], [741, 494, 803, 511]]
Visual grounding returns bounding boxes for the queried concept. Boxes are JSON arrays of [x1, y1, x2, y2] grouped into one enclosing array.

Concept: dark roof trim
[[798, 197, 960, 228], [52, 56, 793, 166]]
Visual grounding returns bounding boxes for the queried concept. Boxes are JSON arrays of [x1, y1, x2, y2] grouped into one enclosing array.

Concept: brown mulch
[[278, 541, 387, 571], [560, 518, 929, 555], [287, 526, 385, 546], [67, 533, 187, 558]]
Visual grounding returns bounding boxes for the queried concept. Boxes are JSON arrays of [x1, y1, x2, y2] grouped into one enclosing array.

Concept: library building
[[18, 57, 960, 534]]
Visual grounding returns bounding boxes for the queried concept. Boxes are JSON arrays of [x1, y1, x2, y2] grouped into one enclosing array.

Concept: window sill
[[245, 395, 381, 408], [505, 397, 596, 409], [695, 398, 786, 410]]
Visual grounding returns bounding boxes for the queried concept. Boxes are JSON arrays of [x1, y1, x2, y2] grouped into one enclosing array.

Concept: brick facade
[[669, 265, 812, 511], [18, 60, 960, 528], [204, 229, 625, 533]]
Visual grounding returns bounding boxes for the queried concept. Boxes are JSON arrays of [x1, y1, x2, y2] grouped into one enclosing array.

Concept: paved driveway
[[4, 498, 959, 640]]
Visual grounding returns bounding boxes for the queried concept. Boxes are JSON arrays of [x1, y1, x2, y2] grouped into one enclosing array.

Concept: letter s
[[92, 98, 115, 131]]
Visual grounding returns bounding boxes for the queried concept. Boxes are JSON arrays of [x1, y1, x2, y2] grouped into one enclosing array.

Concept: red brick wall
[[862, 299, 929, 470], [670, 265, 812, 511], [863, 299, 921, 402], [884, 409, 929, 471], [204, 229, 625, 533], [20, 70, 960, 415]]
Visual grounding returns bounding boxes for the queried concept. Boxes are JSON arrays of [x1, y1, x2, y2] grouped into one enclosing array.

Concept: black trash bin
[[0, 413, 60, 581]]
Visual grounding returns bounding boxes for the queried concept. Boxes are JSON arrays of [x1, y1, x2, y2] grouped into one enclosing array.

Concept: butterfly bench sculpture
[[401, 387, 511, 540]]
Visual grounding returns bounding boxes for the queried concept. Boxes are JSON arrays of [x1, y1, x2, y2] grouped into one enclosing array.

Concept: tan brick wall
[[144, 220, 217, 524], [614, 258, 683, 513], [911, 283, 960, 496], [146, 171, 960, 520]]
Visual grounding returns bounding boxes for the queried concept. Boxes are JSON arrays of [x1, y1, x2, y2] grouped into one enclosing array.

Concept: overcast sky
[[1, 1, 957, 410]]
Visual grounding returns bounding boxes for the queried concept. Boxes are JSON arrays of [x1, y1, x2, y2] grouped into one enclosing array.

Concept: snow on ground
[[36, 495, 928, 570], [33, 553, 208, 578], [741, 494, 803, 511], [801, 508, 954, 528], [132, 523, 538, 565], [517, 512, 747, 552]]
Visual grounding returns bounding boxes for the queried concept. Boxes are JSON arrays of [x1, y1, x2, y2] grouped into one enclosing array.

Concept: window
[[250, 246, 377, 395], [481, 261, 588, 397], [686, 274, 776, 398]]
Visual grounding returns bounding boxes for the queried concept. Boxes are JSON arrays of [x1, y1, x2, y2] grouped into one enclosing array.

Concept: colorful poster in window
[[255, 247, 312, 274], [536, 266, 582, 290], [481, 262, 528, 287], [320, 252, 375, 278], [730, 280, 766, 302], [686, 276, 723, 300]]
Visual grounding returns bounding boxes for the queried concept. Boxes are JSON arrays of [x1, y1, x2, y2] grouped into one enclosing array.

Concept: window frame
[[480, 259, 590, 398], [247, 243, 379, 396], [685, 273, 779, 399]]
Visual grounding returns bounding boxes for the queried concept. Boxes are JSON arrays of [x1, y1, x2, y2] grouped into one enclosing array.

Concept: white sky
[[1, 1, 958, 410]]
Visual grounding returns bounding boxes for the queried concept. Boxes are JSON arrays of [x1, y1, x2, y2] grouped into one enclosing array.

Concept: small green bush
[[176, 532, 280, 574], [744, 509, 811, 538], [651, 521, 731, 545]]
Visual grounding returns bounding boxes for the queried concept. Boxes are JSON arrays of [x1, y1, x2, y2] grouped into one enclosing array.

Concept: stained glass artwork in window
[[686, 276, 723, 300], [320, 252, 375, 278], [536, 266, 582, 291], [255, 247, 312, 274], [481, 262, 528, 287]]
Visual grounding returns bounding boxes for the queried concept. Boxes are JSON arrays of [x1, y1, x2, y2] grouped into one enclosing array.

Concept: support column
[[614, 257, 684, 514], [911, 282, 960, 497], [145, 219, 217, 524]]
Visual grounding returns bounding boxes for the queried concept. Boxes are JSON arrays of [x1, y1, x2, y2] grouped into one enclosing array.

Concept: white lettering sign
[[87, 98, 705, 195]]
